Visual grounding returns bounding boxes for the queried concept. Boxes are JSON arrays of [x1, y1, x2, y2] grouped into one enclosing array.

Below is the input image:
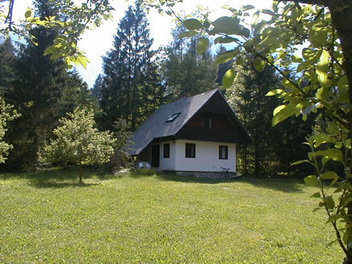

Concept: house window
[[163, 143, 170, 158], [166, 112, 181, 122], [185, 143, 196, 158], [202, 116, 213, 128], [219, 145, 228, 160]]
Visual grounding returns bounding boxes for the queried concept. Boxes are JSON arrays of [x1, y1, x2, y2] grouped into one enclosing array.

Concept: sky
[[8, 0, 273, 88]]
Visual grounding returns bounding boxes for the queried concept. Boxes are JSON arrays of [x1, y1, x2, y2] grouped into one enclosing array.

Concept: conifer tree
[[0, 38, 16, 96], [97, 2, 164, 131]]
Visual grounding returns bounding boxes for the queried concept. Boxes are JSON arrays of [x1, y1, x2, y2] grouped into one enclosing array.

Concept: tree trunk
[[78, 164, 83, 184], [343, 248, 352, 264], [328, 3, 352, 262], [327, 0, 352, 107]]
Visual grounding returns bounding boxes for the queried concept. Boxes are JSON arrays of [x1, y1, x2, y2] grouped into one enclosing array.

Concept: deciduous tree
[[0, 97, 19, 163], [39, 107, 116, 183]]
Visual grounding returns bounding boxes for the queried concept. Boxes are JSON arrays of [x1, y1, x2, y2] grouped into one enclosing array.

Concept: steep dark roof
[[129, 89, 250, 155]]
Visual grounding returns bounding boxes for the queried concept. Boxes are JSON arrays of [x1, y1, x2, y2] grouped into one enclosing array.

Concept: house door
[[151, 144, 160, 168]]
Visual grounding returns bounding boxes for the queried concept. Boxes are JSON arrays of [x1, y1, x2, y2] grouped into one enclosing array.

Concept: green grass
[[0, 168, 343, 263]]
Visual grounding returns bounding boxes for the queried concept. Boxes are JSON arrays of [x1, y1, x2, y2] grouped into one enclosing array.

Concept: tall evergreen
[[2, 0, 90, 171], [160, 25, 218, 101], [0, 38, 16, 96], [97, 2, 163, 131]]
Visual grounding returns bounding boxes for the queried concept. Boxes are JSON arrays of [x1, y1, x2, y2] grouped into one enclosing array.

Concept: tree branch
[[5, 0, 15, 31], [279, 0, 328, 6]]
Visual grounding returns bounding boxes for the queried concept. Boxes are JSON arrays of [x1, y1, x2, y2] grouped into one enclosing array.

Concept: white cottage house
[[129, 89, 251, 178]]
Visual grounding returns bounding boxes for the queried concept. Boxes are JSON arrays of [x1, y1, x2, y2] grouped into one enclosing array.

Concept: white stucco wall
[[159, 139, 236, 172]]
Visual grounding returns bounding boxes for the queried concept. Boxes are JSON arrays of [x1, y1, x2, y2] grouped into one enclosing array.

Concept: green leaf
[[291, 160, 309, 166], [215, 50, 236, 64], [214, 36, 238, 44], [179, 31, 198, 39], [242, 5, 255, 11], [321, 171, 338, 180], [25, 8, 33, 19], [212, 16, 250, 38], [324, 196, 335, 210], [253, 58, 265, 72], [261, 9, 276, 16], [346, 139, 351, 149], [304, 175, 320, 187], [76, 55, 89, 69], [309, 29, 328, 46], [316, 50, 330, 87], [212, 16, 240, 34], [272, 104, 296, 126], [266, 89, 284, 96], [312, 133, 332, 147], [311, 192, 321, 198], [183, 19, 202, 30], [326, 214, 342, 223], [222, 69, 235, 89], [314, 149, 343, 162], [196, 38, 209, 54]]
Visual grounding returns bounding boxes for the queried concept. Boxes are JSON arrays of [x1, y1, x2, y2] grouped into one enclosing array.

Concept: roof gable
[[129, 89, 250, 155]]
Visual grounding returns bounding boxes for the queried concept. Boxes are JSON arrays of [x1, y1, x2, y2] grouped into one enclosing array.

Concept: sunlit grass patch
[[0, 169, 342, 263]]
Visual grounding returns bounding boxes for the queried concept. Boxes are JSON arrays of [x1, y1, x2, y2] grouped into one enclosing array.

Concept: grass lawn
[[0, 168, 343, 263]]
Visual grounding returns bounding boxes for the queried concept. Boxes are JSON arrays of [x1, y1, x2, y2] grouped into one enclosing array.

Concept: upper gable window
[[202, 116, 213, 128], [166, 112, 181, 123]]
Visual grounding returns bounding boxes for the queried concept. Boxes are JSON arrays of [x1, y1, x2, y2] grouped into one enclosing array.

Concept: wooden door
[[151, 144, 160, 168]]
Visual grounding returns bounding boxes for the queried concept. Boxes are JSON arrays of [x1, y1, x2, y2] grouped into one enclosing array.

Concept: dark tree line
[[225, 56, 315, 176]]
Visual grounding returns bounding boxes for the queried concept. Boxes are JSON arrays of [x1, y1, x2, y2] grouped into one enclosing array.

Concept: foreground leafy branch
[[1, 0, 114, 68]]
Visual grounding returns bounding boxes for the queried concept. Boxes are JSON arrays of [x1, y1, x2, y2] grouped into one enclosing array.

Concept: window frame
[[163, 143, 170, 158], [219, 145, 228, 160], [185, 143, 196, 158], [166, 112, 181, 123]]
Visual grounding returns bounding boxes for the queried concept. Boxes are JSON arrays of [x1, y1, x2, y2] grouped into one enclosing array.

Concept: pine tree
[[97, 2, 164, 131], [0, 38, 16, 96]]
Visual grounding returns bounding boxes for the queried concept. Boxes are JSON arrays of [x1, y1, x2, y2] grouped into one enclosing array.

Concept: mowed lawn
[[0, 169, 343, 263]]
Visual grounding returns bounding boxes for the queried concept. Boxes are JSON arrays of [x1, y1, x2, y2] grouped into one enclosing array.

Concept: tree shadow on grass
[[240, 176, 304, 193], [155, 173, 304, 192], [0, 167, 112, 189], [155, 173, 242, 184], [29, 180, 99, 189]]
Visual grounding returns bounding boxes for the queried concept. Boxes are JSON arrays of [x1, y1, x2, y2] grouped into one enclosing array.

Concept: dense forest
[[0, 0, 311, 176]]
